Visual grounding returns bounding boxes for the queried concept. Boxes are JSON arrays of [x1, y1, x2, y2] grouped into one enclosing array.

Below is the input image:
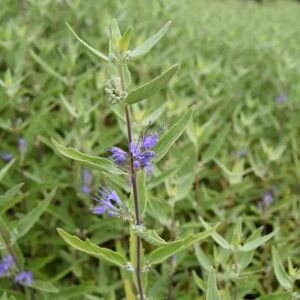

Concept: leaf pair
[[67, 20, 171, 61]]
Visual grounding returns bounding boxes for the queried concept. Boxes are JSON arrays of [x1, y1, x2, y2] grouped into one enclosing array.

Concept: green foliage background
[[1, 0, 300, 299]]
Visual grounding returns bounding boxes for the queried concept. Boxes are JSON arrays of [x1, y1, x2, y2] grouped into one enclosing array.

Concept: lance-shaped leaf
[[51, 138, 126, 176], [148, 227, 214, 265], [119, 27, 132, 52], [57, 228, 127, 268], [153, 106, 194, 162], [239, 229, 278, 252], [131, 21, 171, 58], [30, 280, 59, 293], [257, 293, 292, 300], [0, 159, 15, 182], [124, 64, 179, 105], [66, 23, 109, 62], [272, 246, 293, 290], [133, 226, 167, 247], [0, 183, 24, 214], [200, 217, 231, 250], [201, 124, 230, 164], [14, 189, 55, 240], [207, 267, 222, 300]]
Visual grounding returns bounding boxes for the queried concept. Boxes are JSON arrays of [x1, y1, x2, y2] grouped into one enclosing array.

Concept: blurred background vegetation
[[1, 0, 300, 299]]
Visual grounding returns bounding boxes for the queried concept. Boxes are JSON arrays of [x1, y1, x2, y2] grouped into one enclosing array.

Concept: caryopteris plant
[[52, 19, 212, 299]]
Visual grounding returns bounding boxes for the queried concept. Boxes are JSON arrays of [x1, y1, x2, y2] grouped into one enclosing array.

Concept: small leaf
[[240, 229, 278, 252], [133, 226, 167, 246], [206, 267, 222, 300], [57, 228, 127, 268], [30, 280, 59, 293], [194, 244, 212, 271], [124, 64, 179, 105], [131, 21, 171, 58], [0, 183, 24, 214], [148, 228, 213, 265], [0, 159, 15, 182], [30, 50, 67, 84], [109, 18, 122, 57], [257, 293, 292, 300], [200, 218, 231, 250], [192, 271, 206, 292], [60, 94, 79, 118], [272, 246, 293, 290], [153, 106, 194, 162], [201, 125, 230, 164], [66, 23, 109, 62], [51, 138, 126, 176], [119, 27, 132, 52], [14, 189, 55, 240]]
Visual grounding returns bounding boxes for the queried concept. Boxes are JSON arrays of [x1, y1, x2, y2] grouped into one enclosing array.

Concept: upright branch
[[119, 63, 144, 300]]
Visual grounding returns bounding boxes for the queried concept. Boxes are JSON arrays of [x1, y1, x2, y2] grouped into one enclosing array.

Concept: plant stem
[[0, 226, 35, 300], [167, 204, 176, 300], [233, 250, 238, 300], [119, 63, 144, 300]]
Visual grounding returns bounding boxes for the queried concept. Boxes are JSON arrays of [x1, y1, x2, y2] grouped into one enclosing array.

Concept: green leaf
[[30, 50, 67, 84], [201, 125, 230, 164], [124, 64, 179, 105], [51, 138, 126, 176], [119, 27, 132, 52], [109, 18, 122, 57], [206, 267, 221, 300], [153, 106, 194, 162], [0, 159, 15, 182], [148, 228, 213, 265], [57, 228, 127, 268], [256, 293, 292, 300], [133, 226, 167, 246], [200, 217, 231, 250], [192, 271, 206, 292], [14, 189, 55, 240], [131, 21, 171, 58], [66, 23, 109, 62], [240, 229, 278, 252], [272, 246, 293, 290], [194, 244, 212, 271], [30, 280, 59, 293], [0, 183, 24, 214]]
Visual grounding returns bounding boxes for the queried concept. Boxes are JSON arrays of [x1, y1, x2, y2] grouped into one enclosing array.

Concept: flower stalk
[[119, 63, 144, 300]]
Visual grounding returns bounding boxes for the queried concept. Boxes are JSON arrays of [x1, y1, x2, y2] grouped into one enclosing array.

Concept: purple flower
[[80, 169, 92, 194], [91, 187, 122, 217], [108, 147, 127, 165], [82, 169, 92, 185], [1, 152, 13, 161], [142, 133, 158, 148], [276, 92, 288, 104], [15, 271, 33, 285], [0, 255, 14, 277], [129, 142, 141, 157], [81, 185, 91, 194], [263, 191, 273, 205], [17, 138, 26, 153]]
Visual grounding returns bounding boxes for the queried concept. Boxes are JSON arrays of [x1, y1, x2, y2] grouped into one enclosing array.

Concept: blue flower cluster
[[0, 255, 32, 286], [108, 133, 158, 174], [91, 187, 123, 217]]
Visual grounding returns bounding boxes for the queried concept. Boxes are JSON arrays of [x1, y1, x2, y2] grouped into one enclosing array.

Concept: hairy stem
[[119, 63, 144, 300]]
